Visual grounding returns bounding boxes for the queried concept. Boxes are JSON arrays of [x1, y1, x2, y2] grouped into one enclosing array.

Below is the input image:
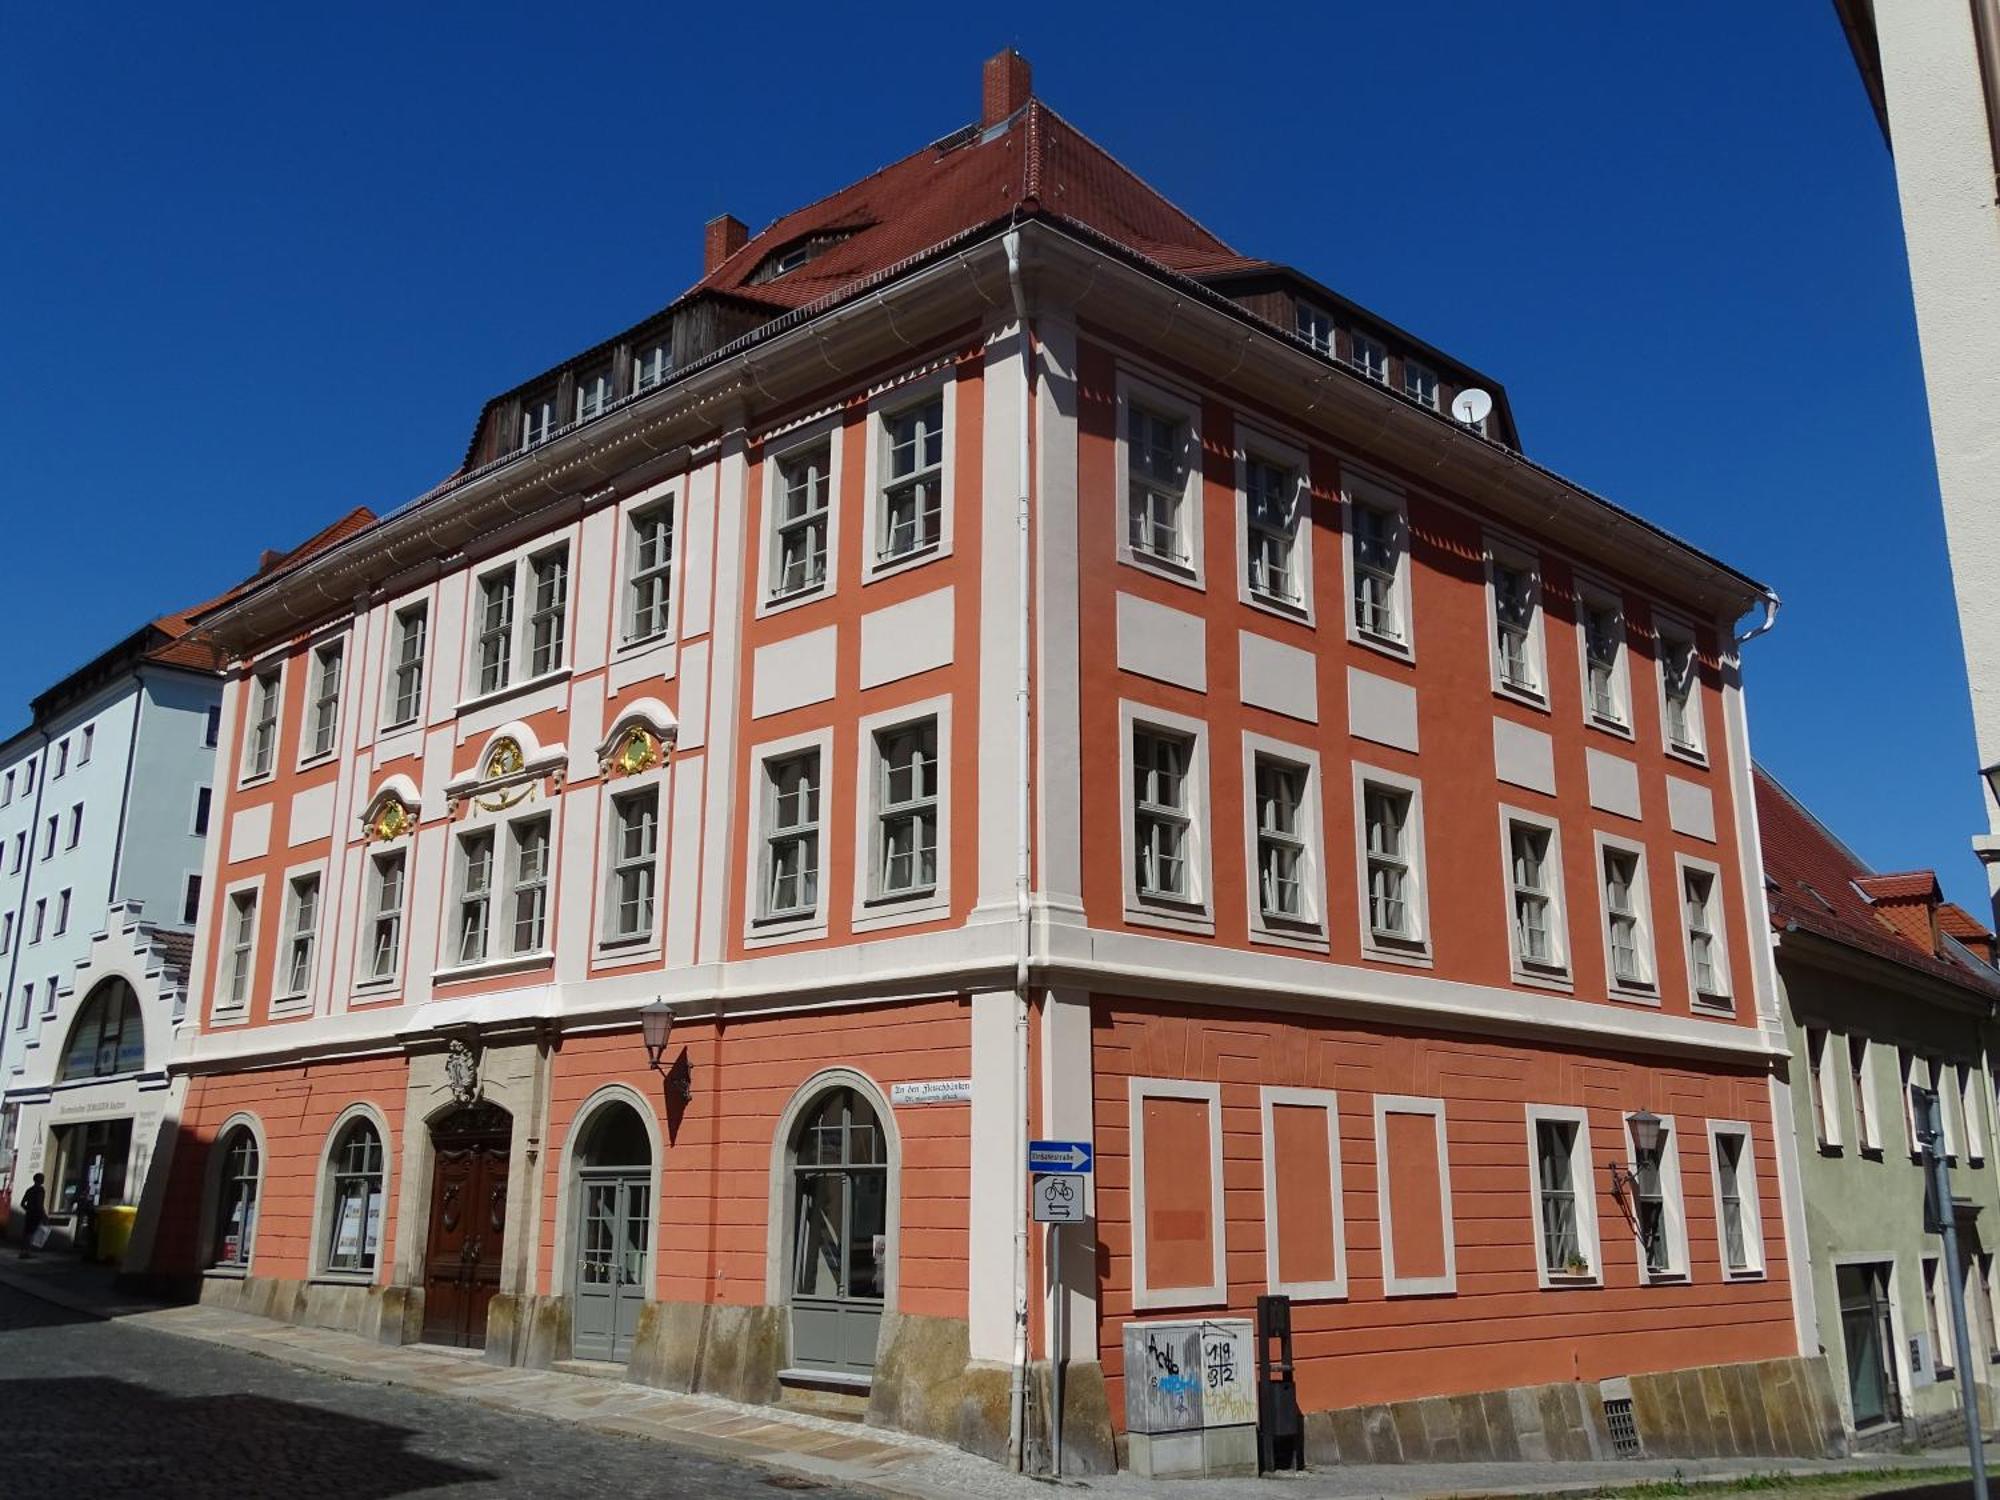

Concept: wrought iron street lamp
[[639, 999, 692, 1104]]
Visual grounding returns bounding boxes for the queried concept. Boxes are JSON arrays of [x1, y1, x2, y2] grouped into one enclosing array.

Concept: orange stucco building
[[133, 52, 1841, 1473]]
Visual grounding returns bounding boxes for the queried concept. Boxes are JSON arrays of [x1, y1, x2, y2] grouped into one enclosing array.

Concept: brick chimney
[[982, 48, 1031, 128], [704, 214, 749, 275]]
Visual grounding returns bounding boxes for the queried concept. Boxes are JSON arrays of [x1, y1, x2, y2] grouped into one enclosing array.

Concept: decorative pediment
[[445, 723, 568, 814], [597, 698, 678, 779], [360, 776, 422, 843]]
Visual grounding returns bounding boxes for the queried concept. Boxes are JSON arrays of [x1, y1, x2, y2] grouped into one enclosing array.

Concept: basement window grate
[[1605, 1396, 1642, 1458]]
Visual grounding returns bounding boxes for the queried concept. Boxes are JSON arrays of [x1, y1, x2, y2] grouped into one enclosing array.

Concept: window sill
[[1348, 627, 1415, 667], [1544, 1271, 1601, 1288], [865, 542, 946, 585], [745, 911, 828, 948], [1118, 548, 1205, 592], [1665, 742, 1709, 770], [203, 1266, 251, 1282], [592, 938, 663, 969], [455, 667, 572, 718], [1494, 680, 1551, 714], [1607, 980, 1660, 1007], [758, 584, 832, 619], [309, 1271, 379, 1288], [854, 891, 950, 934], [1643, 1271, 1691, 1286], [1243, 589, 1313, 629], [615, 628, 675, 658], [1364, 930, 1431, 968], [1691, 995, 1736, 1017], [352, 974, 401, 999], [380, 715, 421, 736], [432, 950, 554, 984], [236, 770, 276, 793], [1586, 713, 1636, 743], [1125, 897, 1216, 938], [1250, 915, 1329, 955], [1721, 1267, 1767, 1283], [1510, 966, 1573, 994], [296, 749, 338, 773]]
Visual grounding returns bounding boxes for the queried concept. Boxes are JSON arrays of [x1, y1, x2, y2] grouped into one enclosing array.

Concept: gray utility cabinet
[[1123, 1318, 1257, 1479]]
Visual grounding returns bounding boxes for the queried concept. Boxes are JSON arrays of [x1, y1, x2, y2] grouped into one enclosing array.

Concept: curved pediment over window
[[359, 775, 422, 843], [597, 698, 678, 779], [59, 977, 145, 1082]]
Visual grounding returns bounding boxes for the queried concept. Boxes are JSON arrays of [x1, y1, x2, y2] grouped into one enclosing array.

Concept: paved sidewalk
[[0, 1254, 1983, 1499]]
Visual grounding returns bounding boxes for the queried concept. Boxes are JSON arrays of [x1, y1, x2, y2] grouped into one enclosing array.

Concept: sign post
[[1029, 1141, 1093, 1477], [1916, 1086, 1989, 1500]]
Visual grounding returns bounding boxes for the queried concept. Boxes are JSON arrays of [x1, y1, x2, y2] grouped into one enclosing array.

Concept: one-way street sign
[[1027, 1139, 1093, 1173]]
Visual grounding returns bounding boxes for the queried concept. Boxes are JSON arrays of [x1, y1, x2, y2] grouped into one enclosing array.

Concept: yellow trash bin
[[95, 1204, 137, 1265]]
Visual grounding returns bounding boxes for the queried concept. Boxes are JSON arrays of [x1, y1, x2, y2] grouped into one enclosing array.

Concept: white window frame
[[1234, 423, 1314, 623], [382, 598, 430, 730], [1926, 1255, 1955, 1376], [300, 634, 346, 766], [1350, 330, 1389, 384], [1295, 302, 1335, 355], [53, 888, 69, 936], [460, 536, 574, 708], [436, 799, 562, 980], [617, 484, 682, 650], [1851, 1035, 1883, 1154], [573, 362, 613, 425], [1484, 533, 1548, 706], [76, 725, 91, 765], [358, 847, 408, 991], [631, 336, 671, 394], [180, 870, 202, 927], [1706, 1120, 1766, 1279], [852, 695, 952, 934], [503, 814, 554, 958], [743, 725, 835, 948], [1902, 1048, 1922, 1160], [1676, 853, 1733, 1008], [1374, 1094, 1456, 1297], [1575, 576, 1634, 737], [1259, 1086, 1347, 1300], [1654, 610, 1708, 764], [1402, 359, 1440, 411], [1117, 701, 1214, 936], [240, 662, 284, 786], [191, 785, 213, 837], [1524, 1104, 1602, 1287], [52, 739, 66, 779], [1931, 1056, 1962, 1161], [1498, 805, 1571, 987], [600, 778, 665, 955], [212, 877, 264, 1023], [270, 863, 325, 1011], [1241, 732, 1328, 952], [1113, 370, 1205, 589], [1624, 1109, 1690, 1282], [861, 365, 956, 583], [1962, 1062, 1989, 1165], [1807, 1026, 1843, 1151], [65, 803, 81, 849], [1352, 762, 1431, 966], [1341, 468, 1414, 661], [1128, 1076, 1226, 1310], [1594, 832, 1658, 1002], [756, 415, 843, 617]]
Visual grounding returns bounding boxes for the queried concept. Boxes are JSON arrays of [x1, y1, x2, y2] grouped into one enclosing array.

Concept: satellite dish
[[1451, 388, 1494, 428]]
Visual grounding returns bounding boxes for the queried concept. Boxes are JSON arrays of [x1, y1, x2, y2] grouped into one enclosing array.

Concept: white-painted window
[[1364, 783, 1419, 944], [624, 500, 675, 644], [1506, 815, 1567, 976], [52, 740, 67, 779], [1599, 840, 1656, 995], [53, 888, 69, 936], [323, 1119, 385, 1274], [1709, 1122, 1764, 1277], [878, 396, 945, 564], [245, 668, 281, 780], [1403, 360, 1439, 410], [204, 705, 221, 748], [1902, 1048, 1922, 1157], [872, 718, 938, 900], [3, 770, 13, 804], [9, 831, 20, 874], [307, 640, 343, 759], [1963, 1063, 1988, 1164], [1930, 1057, 1960, 1158], [21, 756, 34, 792], [1578, 585, 1631, 730], [1850, 1036, 1881, 1153], [1528, 1106, 1600, 1284], [1, 913, 12, 954], [455, 830, 495, 965], [762, 750, 822, 919], [1244, 455, 1303, 609], [1681, 862, 1730, 1002], [1926, 1256, 1954, 1375], [1295, 302, 1335, 354], [280, 874, 319, 1000], [632, 339, 671, 393], [367, 851, 405, 982], [771, 442, 832, 600], [1351, 330, 1388, 383], [388, 605, 427, 725], [193, 787, 212, 837], [1488, 543, 1545, 699], [1133, 726, 1195, 903], [1345, 478, 1412, 654], [65, 803, 82, 849], [40, 815, 55, 860], [77, 725, 91, 764], [606, 787, 659, 942], [1254, 754, 1311, 923], [475, 572, 515, 695], [16, 984, 29, 1026], [508, 816, 552, 954], [574, 364, 612, 424], [520, 391, 557, 449], [223, 890, 258, 1012], [472, 546, 569, 697], [528, 551, 568, 679], [1658, 622, 1704, 758], [1807, 1027, 1840, 1149], [1127, 403, 1193, 569], [180, 873, 202, 927], [1630, 1112, 1689, 1280]]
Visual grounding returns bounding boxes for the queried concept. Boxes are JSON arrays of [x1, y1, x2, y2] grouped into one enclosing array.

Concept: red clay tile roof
[[1756, 765, 2000, 998], [1854, 871, 1942, 902], [1941, 904, 1994, 942], [684, 102, 1259, 314]]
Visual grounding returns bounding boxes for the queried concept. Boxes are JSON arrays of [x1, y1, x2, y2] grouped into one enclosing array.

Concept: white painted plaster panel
[[968, 989, 1015, 1362], [567, 673, 606, 784], [665, 753, 704, 969], [428, 572, 467, 729], [1586, 747, 1642, 821], [1116, 593, 1207, 693], [1492, 718, 1557, 797], [607, 638, 678, 693], [1239, 632, 1318, 723], [750, 626, 839, 720], [677, 641, 709, 753], [571, 507, 616, 675], [403, 827, 445, 1008], [682, 461, 717, 641], [977, 330, 1028, 908], [697, 437, 749, 966], [456, 677, 569, 743], [555, 783, 599, 984], [227, 805, 271, 864], [1346, 667, 1419, 753], [420, 726, 454, 821], [1667, 775, 1717, 843], [859, 587, 956, 690]]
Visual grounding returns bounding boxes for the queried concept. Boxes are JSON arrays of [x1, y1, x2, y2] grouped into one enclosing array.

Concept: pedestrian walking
[[18, 1173, 45, 1259]]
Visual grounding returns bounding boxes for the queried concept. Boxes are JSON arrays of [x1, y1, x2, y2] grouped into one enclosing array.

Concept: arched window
[[212, 1126, 260, 1269], [324, 1118, 385, 1274], [786, 1085, 890, 1375], [58, 978, 144, 1082], [570, 1098, 654, 1364]]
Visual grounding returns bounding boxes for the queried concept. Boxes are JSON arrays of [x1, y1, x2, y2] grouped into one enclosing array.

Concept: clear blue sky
[[3, 5, 1982, 909]]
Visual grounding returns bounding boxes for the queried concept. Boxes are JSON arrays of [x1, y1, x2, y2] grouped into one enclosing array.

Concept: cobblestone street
[[0, 1284, 872, 1498]]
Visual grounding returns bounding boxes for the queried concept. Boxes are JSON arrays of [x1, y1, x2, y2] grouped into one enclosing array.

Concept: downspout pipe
[[1003, 226, 1034, 1475]]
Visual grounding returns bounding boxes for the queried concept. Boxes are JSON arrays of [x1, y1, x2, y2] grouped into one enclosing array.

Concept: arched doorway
[[570, 1099, 653, 1363], [49, 978, 146, 1214], [786, 1084, 890, 1376], [420, 1100, 511, 1349]]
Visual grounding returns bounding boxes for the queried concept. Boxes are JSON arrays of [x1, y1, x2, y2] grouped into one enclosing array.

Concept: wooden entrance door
[[421, 1103, 512, 1349]]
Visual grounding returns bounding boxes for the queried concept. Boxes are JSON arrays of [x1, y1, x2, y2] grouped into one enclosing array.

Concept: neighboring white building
[[1833, 2, 2000, 916]]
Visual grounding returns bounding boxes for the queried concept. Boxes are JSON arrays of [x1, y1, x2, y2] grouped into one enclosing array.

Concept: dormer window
[[1296, 302, 1335, 355], [1351, 332, 1389, 384], [1403, 361, 1439, 411], [771, 244, 812, 277], [575, 366, 613, 424], [747, 228, 861, 285], [520, 392, 557, 449], [633, 340, 671, 394]]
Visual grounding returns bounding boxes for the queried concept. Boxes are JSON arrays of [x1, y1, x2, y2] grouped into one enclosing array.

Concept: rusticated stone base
[[482, 1292, 570, 1368], [1303, 1355, 1847, 1467], [621, 1298, 784, 1406], [196, 1273, 420, 1347]]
